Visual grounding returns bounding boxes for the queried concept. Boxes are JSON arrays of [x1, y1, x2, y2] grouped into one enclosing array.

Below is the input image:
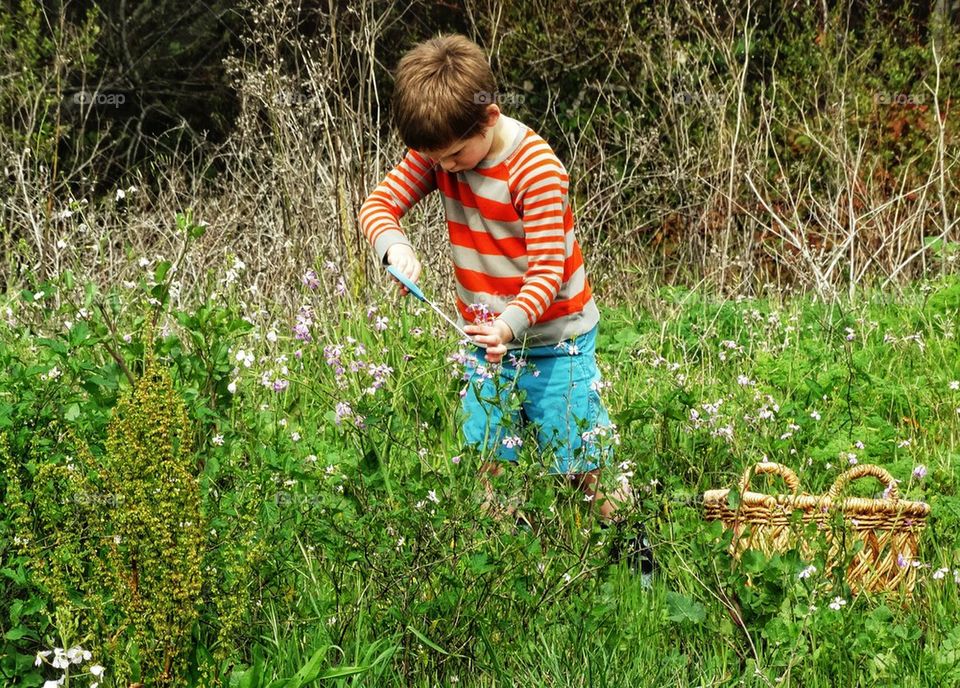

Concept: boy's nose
[[440, 159, 457, 171]]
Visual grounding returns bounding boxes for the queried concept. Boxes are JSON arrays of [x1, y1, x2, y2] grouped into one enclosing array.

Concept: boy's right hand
[[386, 244, 421, 297]]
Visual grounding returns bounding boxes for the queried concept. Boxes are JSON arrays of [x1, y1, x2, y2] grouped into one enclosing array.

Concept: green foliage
[[5, 220, 960, 685]]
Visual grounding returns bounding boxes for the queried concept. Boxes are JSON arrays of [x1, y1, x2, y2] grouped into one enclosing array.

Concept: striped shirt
[[359, 115, 599, 349]]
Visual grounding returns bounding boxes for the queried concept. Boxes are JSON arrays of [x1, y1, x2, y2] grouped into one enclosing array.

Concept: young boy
[[359, 34, 651, 572]]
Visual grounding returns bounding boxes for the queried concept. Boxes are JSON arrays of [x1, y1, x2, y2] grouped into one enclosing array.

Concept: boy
[[358, 34, 652, 573]]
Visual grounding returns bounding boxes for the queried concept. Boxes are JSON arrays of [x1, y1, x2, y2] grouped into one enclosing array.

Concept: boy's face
[[420, 105, 500, 173]]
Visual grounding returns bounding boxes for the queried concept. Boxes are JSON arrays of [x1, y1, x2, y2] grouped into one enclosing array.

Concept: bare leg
[[569, 468, 633, 521], [478, 461, 515, 520]]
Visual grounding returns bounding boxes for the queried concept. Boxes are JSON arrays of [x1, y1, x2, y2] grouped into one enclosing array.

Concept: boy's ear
[[483, 103, 501, 128]]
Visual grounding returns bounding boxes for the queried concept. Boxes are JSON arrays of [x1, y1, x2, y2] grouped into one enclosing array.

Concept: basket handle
[[826, 464, 899, 501], [738, 462, 800, 495]]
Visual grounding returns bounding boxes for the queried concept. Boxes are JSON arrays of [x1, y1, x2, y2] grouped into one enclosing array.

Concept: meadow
[[3, 218, 960, 687]]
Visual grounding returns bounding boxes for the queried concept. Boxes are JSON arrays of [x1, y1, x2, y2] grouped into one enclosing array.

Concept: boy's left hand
[[464, 320, 514, 364]]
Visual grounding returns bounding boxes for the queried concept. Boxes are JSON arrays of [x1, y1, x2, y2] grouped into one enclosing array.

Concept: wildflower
[[427, 490, 439, 504], [451, 455, 461, 464], [293, 320, 312, 342], [828, 597, 847, 611], [291, 431, 301, 442], [712, 425, 734, 442], [334, 402, 353, 425], [228, 379, 238, 394], [854, 440, 865, 449], [932, 567, 948, 580], [212, 434, 224, 446], [374, 316, 389, 331], [950, 380, 960, 391], [418, 447, 428, 458], [897, 553, 909, 568], [844, 327, 855, 341], [798, 565, 817, 579], [302, 269, 320, 289], [272, 379, 289, 392], [898, 439, 911, 448], [335, 276, 348, 296], [737, 374, 754, 386], [502, 436, 523, 449], [913, 464, 927, 479], [846, 452, 858, 465], [810, 410, 821, 421]]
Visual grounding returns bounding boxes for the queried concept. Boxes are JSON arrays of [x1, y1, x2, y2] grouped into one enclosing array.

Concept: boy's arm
[[358, 149, 437, 265], [496, 148, 572, 342]]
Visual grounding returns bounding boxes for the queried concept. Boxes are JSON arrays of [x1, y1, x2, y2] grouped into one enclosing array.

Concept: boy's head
[[393, 34, 500, 171]]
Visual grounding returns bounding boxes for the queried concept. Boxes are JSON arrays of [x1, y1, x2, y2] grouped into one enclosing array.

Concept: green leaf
[[317, 665, 371, 679], [65, 403, 80, 421], [665, 591, 706, 625], [286, 646, 326, 688], [155, 261, 172, 284], [4, 627, 30, 641], [406, 625, 453, 656]]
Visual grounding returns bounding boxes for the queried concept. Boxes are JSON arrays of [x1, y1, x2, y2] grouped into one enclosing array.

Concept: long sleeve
[[358, 149, 437, 265], [497, 146, 572, 341]]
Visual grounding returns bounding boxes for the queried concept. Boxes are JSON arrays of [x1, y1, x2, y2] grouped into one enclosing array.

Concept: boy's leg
[[520, 324, 614, 478], [568, 468, 634, 521], [460, 346, 523, 521]]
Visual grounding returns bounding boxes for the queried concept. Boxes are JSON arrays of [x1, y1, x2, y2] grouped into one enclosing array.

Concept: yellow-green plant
[[84, 342, 205, 686]]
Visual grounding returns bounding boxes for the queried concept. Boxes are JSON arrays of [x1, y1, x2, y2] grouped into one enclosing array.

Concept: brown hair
[[392, 34, 496, 151]]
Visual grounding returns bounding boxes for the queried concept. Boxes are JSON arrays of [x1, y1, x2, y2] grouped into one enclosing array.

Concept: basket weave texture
[[703, 462, 930, 594]]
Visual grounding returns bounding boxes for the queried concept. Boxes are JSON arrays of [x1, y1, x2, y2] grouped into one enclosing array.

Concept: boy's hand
[[386, 244, 421, 296], [464, 320, 514, 364]]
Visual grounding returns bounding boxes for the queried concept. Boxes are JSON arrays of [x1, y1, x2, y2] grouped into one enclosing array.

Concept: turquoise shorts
[[460, 323, 615, 475]]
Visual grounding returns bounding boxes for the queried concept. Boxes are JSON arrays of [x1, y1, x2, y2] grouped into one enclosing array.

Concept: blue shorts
[[459, 323, 615, 475]]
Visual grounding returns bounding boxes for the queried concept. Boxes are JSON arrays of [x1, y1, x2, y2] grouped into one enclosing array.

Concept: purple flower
[[374, 316, 388, 332], [335, 401, 353, 425], [913, 464, 927, 480], [324, 260, 338, 272], [335, 278, 347, 297], [302, 269, 320, 289], [451, 455, 461, 464], [272, 379, 289, 392], [897, 552, 908, 568], [293, 322, 312, 342], [502, 436, 523, 449]]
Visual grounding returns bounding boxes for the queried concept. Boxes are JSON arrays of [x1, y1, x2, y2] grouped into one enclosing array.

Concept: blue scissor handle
[[386, 264, 427, 302]]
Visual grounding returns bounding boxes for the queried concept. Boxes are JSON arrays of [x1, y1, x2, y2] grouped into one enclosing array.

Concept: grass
[[3, 254, 960, 687]]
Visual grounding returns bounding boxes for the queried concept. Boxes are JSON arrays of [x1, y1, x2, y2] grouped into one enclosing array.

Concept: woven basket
[[703, 462, 930, 595]]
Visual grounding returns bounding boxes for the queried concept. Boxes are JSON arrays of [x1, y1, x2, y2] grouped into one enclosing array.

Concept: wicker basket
[[703, 462, 930, 595]]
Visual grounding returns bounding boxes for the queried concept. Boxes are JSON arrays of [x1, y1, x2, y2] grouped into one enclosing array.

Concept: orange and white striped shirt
[[359, 115, 599, 349]]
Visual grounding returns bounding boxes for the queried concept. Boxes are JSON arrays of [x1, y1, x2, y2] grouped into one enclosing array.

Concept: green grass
[[3, 255, 960, 687]]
